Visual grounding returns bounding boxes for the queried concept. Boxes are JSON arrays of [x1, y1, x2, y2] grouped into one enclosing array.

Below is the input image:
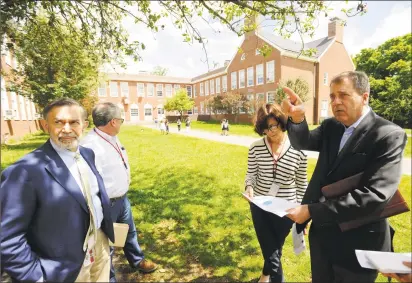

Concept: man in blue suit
[[1, 98, 114, 282]]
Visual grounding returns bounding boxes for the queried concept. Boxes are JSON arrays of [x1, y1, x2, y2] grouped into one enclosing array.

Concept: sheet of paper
[[356, 250, 412, 273], [242, 193, 299, 217]]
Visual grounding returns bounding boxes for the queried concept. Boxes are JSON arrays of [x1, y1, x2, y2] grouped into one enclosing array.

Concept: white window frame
[[240, 53, 246, 60], [130, 104, 139, 118], [11, 92, 19, 120], [98, 82, 107, 97], [216, 78, 221, 94], [255, 49, 261, 55], [231, 72, 237, 90], [1, 76, 9, 111], [323, 72, 328, 85], [266, 61, 275, 83], [266, 91, 275, 104], [147, 83, 154, 97], [166, 84, 172, 97], [321, 99, 328, 118], [19, 95, 27, 120], [26, 97, 33, 120], [239, 69, 245, 89], [186, 85, 192, 97], [210, 79, 215, 95], [156, 84, 163, 97], [205, 80, 209, 96], [256, 64, 264, 85], [137, 83, 145, 97], [200, 101, 204, 114], [222, 76, 227, 92], [174, 84, 180, 94], [193, 85, 197, 97], [200, 82, 204, 96], [247, 67, 254, 87], [194, 106, 198, 114], [157, 105, 164, 115], [120, 82, 129, 97], [110, 82, 118, 97]]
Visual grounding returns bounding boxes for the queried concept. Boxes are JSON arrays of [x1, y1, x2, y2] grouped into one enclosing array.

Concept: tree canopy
[[164, 89, 195, 118], [353, 33, 411, 126], [206, 92, 249, 116], [151, 66, 168, 76], [275, 77, 310, 104]]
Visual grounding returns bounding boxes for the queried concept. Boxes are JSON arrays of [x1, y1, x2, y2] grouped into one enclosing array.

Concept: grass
[[1, 126, 410, 282]]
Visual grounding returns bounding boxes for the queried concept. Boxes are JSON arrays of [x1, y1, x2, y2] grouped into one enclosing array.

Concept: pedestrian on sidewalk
[[160, 119, 166, 135], [165, 119, 170, 135], [185, 117, 191, 132], [177, 118, 182, 132]]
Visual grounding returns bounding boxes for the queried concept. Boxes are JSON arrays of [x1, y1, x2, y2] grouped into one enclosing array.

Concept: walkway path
[[140, 124, 411, 176]]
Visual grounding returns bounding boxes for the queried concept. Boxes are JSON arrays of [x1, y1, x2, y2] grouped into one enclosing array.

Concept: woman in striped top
[[245, 103, 308, 283]]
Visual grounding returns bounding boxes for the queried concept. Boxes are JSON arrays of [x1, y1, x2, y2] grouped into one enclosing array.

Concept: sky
[[101, 1, 412, 78]]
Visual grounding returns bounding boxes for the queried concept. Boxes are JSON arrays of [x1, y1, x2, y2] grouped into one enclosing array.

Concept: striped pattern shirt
[[245, 137, 308, 203]]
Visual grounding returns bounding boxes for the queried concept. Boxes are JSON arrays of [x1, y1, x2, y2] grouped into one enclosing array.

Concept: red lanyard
[[94, 129, 128, 169]]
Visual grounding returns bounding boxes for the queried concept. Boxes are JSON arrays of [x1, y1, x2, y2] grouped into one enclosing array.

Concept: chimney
[[244, 13, 261, 38], [224, 60, 230, 67], [328, 17, 344, 43]]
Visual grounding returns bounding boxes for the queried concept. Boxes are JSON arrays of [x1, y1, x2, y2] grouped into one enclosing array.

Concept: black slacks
[[250, 203, 293, 283], [309, 219, 392, 283]]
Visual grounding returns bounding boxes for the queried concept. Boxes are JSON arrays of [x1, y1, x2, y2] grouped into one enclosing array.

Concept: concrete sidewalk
[[141, 124, 411, 176]]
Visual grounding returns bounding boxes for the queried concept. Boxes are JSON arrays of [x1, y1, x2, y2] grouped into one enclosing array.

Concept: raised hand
[[281, 86, 305, 123]]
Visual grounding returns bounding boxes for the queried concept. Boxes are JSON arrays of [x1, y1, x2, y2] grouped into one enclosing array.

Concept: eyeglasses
[[114, 118, 124, 124], [267, 124, 280, 132]]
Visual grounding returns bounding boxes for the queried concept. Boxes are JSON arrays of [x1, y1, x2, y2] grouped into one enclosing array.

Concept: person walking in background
[[185, 117, 191, 132], [244, 103, 308, 283], [165, 119, 170, 135], [177, 118, 182, 132], [283, 71, 407, 283], [221, 119, 226, 136], [223, 119, 230, 136], [81, 102, 157, 282], [1, 98, 114, 282], [159, 119, 166, 135]]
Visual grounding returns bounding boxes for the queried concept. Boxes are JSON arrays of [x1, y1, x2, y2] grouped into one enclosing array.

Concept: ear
[[42, 119, 49, 134], [82, 120, 89, 131], [362, 92, 369, 105]]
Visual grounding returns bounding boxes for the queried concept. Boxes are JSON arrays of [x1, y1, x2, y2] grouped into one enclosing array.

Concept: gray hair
[[330, 71, 370, 96], [92, 102, 121, 127], [43, 98, 87, 120]]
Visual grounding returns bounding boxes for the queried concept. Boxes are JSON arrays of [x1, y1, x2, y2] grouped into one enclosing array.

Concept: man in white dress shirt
[[81, 102, 157, 282]]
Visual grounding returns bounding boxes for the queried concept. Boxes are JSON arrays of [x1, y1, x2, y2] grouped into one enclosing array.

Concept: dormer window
[[241, 53, 246, 60]]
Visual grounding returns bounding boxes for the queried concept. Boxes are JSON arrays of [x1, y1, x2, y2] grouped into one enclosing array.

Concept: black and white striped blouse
[[245, 136, 308, 203]]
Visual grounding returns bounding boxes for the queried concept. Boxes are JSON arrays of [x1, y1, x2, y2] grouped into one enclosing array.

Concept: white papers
[[356, 250, 412, 273], [292, 223, 306, 255], [242, 193, 299, 217]]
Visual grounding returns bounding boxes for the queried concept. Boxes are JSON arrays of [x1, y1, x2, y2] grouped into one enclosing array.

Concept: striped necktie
[[74, 152, 97, 252]]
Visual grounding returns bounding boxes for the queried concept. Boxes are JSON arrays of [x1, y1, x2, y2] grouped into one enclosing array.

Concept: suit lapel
[[328, 111, 375, 175], [328, 122, 345, 168], [44, 140, 89, 213]]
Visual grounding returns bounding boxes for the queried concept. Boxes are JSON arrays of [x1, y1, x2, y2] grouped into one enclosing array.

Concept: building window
[[222, 76, 227, 92], [147, 84, 154, 97], [241, 53, 246, 60], [130, 107, 139, 118], [200, 101, 204, 114], [174, 84, 180, 94], [231, 72, 237, 90], [256, 64, 264, 85], [267, 92, 275, 104], [166, 84, 172, 97], [239, 69, 245, 88], [1, 76, 9, 111], [110, 82, 118, 97], [158, 107, 164, 115], [194, 107, 198, 114], [255, 48, 261, 55], [186, 85, 192, 97], [19, 95, 26, 120], [205, 80, 209, 96], [120, 82, 129, 97], [323, 72, 328, 85], [257, 93, 265, 102], [31, 101, 36, 118], [266, 60, 275, 83], [247, 67, 254, 87], [156, 84, 163, 97], [247, 94, 254, 114], [137, 83, 145, 97], [216, 78, 221, 94], [210, 79, 215, 95], [193, 85, 197, 97], [98, 83, 107, 97], [144, 108, 152, 116], [321, 99, 328, 118], [26, 98, 33, 120], [11, 92, 19, 120], [200, 82, 204, 96]]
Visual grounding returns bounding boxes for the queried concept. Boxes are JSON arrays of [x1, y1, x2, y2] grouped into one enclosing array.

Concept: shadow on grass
[[112, 165, 257, 282]]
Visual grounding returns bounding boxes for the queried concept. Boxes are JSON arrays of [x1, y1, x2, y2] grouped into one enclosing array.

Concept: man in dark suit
[[282, 71, 407, 282], [1, 98, 114, 282]]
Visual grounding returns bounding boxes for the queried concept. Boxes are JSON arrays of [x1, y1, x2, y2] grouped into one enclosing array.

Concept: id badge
[[268, 183, 280, 196]]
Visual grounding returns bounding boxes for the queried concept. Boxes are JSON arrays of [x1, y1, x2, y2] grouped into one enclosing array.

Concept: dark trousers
[[250, 203, 293, 283], [110, 196, 145, 282], [309, 219, 392, 283]]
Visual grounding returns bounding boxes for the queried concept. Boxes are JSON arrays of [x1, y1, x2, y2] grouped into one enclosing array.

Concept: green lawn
[[1, 126, 410, 282]]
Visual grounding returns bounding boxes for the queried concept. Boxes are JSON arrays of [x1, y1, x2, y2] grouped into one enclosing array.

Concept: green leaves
[[354, 34, 411, 126], [164, 89, 195, 116]]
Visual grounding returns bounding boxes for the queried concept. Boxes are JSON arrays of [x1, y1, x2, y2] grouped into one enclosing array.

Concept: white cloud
[[345, 3, 411, 55]]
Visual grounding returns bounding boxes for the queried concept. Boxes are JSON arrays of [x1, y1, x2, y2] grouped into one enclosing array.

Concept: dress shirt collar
[[94, 127, 117, 143], [50, 138, 79, 158], [345, 106, 370, 130]]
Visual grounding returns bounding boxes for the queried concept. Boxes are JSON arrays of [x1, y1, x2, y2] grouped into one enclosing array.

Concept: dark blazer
[[1, 140, 115, 282]]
